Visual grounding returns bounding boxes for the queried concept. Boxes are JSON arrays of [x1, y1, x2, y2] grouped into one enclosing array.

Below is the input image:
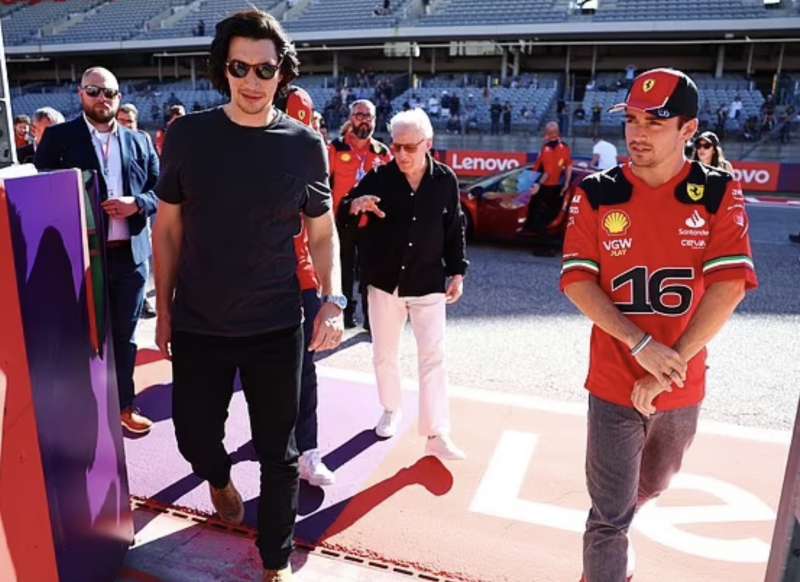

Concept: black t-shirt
[[156, 107, 331, 336]]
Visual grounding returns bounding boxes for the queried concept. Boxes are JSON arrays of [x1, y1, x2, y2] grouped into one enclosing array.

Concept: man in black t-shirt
[[153, 11, 344, 582]]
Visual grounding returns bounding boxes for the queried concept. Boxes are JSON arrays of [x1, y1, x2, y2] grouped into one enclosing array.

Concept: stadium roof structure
[[0, 0, 799, 56]]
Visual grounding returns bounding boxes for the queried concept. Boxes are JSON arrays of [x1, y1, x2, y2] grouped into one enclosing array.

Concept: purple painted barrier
[[4, 169, 133, 582]]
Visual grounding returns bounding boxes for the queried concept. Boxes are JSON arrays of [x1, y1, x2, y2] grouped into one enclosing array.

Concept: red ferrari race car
[[460, 161, 593, 245]]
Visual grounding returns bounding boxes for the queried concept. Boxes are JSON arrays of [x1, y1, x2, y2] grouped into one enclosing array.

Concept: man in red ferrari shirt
[[329, 100, 392, 329], [560, 68, 758, 582], [524, 121, 573, 252], [276, 85, 337, 487]]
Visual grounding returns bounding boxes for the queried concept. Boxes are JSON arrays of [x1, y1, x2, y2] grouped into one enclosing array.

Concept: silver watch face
[[325, 295, 347, 310]]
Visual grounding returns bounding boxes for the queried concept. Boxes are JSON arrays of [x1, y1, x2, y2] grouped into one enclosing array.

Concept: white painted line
[[317, 366, 791, 446]]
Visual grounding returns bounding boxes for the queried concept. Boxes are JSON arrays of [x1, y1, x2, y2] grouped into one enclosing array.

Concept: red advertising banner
[[444, 149, 792, 194], [446, 150, 529, 177], [729, 161, 781, 192]]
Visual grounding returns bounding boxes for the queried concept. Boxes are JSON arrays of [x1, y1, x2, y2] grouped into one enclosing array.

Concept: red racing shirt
[[328, 132, 392, 215], [534, 140, 573, 187], [560, 161, 758, 411]]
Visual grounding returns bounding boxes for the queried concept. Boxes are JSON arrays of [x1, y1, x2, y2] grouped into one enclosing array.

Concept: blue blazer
[[34, 115, 160, 266]]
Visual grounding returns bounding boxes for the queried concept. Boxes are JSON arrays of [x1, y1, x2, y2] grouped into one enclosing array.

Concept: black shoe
[[140, 299, 156, 319], [344, 313, 357, 329], [789, 233, 800, 244], [362, 319, 370, 333]]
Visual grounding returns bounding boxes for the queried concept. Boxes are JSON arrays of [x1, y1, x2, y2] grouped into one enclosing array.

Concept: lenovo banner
[[446, 150, 528, 177], [729, 161, 781, 192], [444, 149, 795, 194]]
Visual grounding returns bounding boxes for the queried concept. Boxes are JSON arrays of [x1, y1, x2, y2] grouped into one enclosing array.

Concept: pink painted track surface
[[125, 351, 788, 582]]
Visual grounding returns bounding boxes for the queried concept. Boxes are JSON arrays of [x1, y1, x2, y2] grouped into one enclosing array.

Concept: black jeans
[[296, 289, 321, 452], [171, 325, 303, 570], [107, 246, 147, 410], [338, 224, 368, 322], [526, 184, 563, 237]]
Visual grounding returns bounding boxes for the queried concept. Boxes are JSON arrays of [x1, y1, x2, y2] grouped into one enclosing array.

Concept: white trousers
[[368, 286, 450, 437]]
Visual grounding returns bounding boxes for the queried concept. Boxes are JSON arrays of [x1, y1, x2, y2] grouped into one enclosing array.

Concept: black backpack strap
[[674, 161, 731, 214], [579, 166, 633, 210]]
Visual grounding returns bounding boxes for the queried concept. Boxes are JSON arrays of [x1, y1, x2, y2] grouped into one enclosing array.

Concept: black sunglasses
[[695, 142, 713, 150], [82, 85, 120, 99], [226, 59, 281, 80]]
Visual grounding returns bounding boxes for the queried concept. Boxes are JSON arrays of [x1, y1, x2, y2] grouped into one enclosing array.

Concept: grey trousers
[[583, 394, 700, 582]]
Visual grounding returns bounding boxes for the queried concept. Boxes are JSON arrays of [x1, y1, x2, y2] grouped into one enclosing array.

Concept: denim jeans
[[583, 394, 699, 582]]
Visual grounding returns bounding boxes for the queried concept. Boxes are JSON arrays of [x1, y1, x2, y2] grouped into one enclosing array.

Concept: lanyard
[[92, 130, 115, 178]]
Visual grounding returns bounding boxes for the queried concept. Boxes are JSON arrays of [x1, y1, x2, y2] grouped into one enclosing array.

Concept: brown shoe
[[209, 480, 244, 525], [120, 407, 153, 434], [263, 567, 293, 582]]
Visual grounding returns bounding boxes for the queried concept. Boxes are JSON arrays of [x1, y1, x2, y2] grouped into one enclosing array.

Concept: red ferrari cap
[[284, 86, 314, 126], [609, 68, 698, 119]]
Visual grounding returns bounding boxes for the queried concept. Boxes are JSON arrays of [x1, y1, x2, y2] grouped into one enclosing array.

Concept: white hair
[[389, 108, 433, 140], [33, 107, 65, 125]]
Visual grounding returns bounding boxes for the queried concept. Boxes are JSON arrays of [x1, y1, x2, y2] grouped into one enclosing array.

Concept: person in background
[[117, 102, 159, 320], [341, 108, 469, 461], [13, 114, 32, 152], [274, 84, 337, 487], [691, 131, 733, 172], [18, 107, 65, 164], [590, 134, 618, 171], [329, 99, 392, 330], [35, 66, 160, 436], [155, 104, 187, 156], [524, 121, 573, 254]]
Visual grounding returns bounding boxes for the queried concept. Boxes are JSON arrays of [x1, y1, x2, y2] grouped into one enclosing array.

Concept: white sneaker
[[425, 434, 466, 461], [298, 449, 336, 487], [375, 409, 402, 438]]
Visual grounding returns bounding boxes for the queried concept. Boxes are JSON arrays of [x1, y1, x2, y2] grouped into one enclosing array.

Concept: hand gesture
[[349, 195, 385, 218]]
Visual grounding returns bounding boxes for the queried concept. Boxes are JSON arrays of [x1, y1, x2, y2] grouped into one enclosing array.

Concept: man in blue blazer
[[35, 67, 159, 435]]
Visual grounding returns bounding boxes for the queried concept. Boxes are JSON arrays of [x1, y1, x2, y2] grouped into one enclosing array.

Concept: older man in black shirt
[[153, 12, 344, 582], [341, 108, 468, 461]]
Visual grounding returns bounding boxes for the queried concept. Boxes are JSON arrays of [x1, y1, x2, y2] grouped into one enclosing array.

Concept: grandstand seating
[[138, 0, 282, 41], [1, 0, 102, 45], [43, 0, 188, 44], [415, 0, 566, 26], [390, 85, 558, 131], [574, 82, 765, 132], [284, 0, 412, 30], [1, 0, 792, 46], [594, 0, 768, 20]]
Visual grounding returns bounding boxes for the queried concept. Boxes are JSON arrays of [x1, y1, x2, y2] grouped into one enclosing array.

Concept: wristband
[[630, 333, 653, 357]]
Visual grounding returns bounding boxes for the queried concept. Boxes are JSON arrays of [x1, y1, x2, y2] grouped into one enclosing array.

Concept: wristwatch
[[322, 294, 348, 310]]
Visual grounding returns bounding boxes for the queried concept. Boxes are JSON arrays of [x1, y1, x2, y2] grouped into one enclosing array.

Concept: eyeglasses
[[226, 59, 281, 80], [695, 142, 713, 150], [390, 138, 426, 154], [352, 112, 375, 121], [82, 85, 120, 100]]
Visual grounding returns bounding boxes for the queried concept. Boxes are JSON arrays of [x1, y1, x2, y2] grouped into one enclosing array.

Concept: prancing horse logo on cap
[[643, 79, 656, 92]]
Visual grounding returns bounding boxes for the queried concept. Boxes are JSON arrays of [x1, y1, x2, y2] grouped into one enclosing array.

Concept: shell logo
[[602, 210, 631, 235], [340, 153, 352, 162]]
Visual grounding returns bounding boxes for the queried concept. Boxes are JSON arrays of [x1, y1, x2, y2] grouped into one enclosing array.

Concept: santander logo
[[685, 210, 706, 228]]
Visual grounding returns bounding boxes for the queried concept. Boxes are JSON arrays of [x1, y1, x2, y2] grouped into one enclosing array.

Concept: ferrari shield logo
[[643, 79, 656, 93], [687, 183, 705, 201], [298, 110, 307, 121], [341, 153, 352, 162]]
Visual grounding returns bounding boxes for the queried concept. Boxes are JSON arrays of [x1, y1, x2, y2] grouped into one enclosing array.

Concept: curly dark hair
[[208, 10, 299, 98]]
